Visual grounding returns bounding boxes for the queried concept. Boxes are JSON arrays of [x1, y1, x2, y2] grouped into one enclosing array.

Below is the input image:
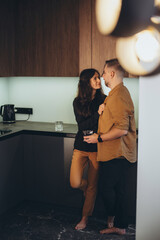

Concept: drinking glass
[[55, 121, 63, 131], [83, 130, 93, 136]]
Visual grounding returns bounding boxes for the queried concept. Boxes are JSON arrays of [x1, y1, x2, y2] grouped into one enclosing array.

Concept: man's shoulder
[[116, 85, 131, 98]]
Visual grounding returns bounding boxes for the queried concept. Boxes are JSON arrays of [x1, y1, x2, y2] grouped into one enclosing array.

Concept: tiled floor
[[0, 201, 135, 240]]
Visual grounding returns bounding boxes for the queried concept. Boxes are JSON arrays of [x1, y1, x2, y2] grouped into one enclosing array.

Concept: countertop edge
[[0, 121, 77, 141]]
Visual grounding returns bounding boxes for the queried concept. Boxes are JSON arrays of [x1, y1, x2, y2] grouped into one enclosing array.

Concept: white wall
[[0, 77, 9, 104], [8, 77, 79, 123], [0, 78, 9, 121], [136, 74, 160, 240], [0, 76, 139, 125]]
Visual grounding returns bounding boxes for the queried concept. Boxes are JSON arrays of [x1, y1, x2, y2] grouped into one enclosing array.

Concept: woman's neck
[[92, 90, 96, 100]]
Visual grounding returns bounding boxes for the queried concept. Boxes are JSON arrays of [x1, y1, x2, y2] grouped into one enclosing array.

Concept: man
[[84, 59, 136, 235]]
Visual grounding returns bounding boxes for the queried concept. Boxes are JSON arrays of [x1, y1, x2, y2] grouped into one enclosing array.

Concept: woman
[[70, 68, 106, 230]]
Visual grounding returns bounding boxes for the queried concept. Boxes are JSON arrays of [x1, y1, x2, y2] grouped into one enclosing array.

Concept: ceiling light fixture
[[95, 0, 155, 37], [95, 0, 122, 35], [116, 27, 160, 75], [151, 0, 160, 24]]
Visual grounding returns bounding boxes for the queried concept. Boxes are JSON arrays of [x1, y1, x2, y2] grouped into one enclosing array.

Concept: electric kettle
[[0, 104, 15, 123]]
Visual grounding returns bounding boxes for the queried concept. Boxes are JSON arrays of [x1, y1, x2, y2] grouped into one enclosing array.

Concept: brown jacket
[[97, 82, 136, 163]]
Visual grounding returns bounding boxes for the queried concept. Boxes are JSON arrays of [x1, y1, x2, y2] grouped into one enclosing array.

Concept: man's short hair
[[105, 58, 127, 77]]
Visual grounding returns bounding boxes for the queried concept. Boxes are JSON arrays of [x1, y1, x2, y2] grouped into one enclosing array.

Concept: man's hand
[[83, 133, 98, 144], [98, 103, 105, 115]]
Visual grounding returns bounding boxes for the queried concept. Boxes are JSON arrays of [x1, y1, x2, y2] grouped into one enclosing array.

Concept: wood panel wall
[[0, 0, 79, 77], [79, 0, 92, 73], [15, 0, 79, 76], [0, 0, 16, 76], [91, 0, 117, 75], [79, 0, 117, 75], [0, 0, 130, 77]]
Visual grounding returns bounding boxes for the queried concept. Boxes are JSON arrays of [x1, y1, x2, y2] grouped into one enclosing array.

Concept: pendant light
[[96, 0, 155, 37], [151, 0, 160, 24], [116, 27, 160, 75]]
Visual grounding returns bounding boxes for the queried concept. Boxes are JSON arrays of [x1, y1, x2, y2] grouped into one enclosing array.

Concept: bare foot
[[75, 216, 88, 230], [107, 216, 115, 228], [100, 227, 126, 235]]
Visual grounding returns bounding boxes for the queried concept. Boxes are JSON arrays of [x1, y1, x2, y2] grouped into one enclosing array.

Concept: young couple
[[70, 59, 137, 235]]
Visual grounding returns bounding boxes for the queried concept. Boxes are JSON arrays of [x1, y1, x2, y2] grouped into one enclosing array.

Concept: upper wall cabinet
[[91, 0, 117, 74], [79, 0, 117, 75], [0, 0, 79, 77], [0, 0, 116, 77], [15, 0, 79, 76], [0, 0, 16, 76]]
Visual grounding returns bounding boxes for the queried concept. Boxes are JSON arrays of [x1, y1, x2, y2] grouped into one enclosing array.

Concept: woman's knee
[[70, 179, 81, 189]]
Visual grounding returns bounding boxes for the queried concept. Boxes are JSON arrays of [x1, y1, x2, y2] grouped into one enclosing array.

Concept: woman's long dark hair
[[75, 68, 104, 117]]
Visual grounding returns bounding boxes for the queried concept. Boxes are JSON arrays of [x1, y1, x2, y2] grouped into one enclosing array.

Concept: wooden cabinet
[[79, 0, 117, 74], [0, 0, 16, 76], [0, 0, 118, 77], [15, 0, 79, 76], [91, 0, 117, 74], [0, 0, 79, 77]]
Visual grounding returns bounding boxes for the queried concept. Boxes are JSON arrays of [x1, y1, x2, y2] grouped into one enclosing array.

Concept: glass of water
[[55, 121, 63, 131], [83, 130, 93, 136]]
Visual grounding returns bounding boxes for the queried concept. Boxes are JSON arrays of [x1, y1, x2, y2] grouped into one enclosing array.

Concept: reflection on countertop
[[0, 129, 12, 136]]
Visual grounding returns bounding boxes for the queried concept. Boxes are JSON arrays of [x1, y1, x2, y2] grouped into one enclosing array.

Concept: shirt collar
[[104, 82, 123, 103], [109, 82, 124, 96]]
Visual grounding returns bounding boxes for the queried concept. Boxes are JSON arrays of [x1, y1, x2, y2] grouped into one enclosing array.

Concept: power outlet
[[15, 107, 33, 115]]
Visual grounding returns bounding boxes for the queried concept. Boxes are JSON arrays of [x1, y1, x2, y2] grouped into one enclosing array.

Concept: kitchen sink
[[0, 129, 12, 136]]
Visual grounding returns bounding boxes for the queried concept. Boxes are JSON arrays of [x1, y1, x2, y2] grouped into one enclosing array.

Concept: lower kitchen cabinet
[[24, 135, 64, 203], [23, 134, 83, 208], [0, 133, 137, 221], [23, 134, 35, 200], [0, 135, 24, 214], [63, 137, 84, 208]]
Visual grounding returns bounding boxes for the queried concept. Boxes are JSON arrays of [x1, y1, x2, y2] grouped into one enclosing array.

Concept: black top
[[73, 94, 106, 152]]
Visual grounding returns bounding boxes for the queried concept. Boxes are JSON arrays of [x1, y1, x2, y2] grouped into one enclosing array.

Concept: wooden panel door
[[0, 0, 16, 76], [79, 0, 92, 73], [31, 135, 64, 203], [91, 0, 117, 74], [79, 0, 117, 75], [0, 135, 24, 214], [15, 0, 79, 76]]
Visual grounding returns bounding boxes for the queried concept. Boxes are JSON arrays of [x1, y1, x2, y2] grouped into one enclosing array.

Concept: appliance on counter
[[0, 104, 15, 124]]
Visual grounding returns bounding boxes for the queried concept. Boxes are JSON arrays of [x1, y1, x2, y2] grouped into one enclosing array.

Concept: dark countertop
[[0, 121, 78, 141], [0, 121, 138, 142]]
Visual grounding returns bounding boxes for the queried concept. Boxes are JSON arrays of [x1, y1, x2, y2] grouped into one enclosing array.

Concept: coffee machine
[[0, 104, 15, 123]]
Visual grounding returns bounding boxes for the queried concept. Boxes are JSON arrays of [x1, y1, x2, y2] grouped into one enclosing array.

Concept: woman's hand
[[98, 103, 105, 115], [83, 133, 98, 143]]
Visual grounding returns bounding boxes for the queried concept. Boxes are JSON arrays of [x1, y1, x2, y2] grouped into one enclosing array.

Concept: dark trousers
[[99, 158, 131, 229]]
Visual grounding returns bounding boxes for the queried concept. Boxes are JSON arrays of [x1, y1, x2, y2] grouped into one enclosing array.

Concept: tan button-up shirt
[[97, 82, 136, 163]]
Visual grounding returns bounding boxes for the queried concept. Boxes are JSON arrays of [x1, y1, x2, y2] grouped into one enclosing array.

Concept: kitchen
[[0, 1, 160, 240]]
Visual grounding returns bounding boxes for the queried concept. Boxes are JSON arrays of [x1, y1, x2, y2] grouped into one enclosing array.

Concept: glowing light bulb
[[116, 27, 160, 75], [135, 30, 160, 62], [96, 0, 122, 35], [154, 0, 160, 7], [151, 0, 160, 24], [151, 16, 160, 24]]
